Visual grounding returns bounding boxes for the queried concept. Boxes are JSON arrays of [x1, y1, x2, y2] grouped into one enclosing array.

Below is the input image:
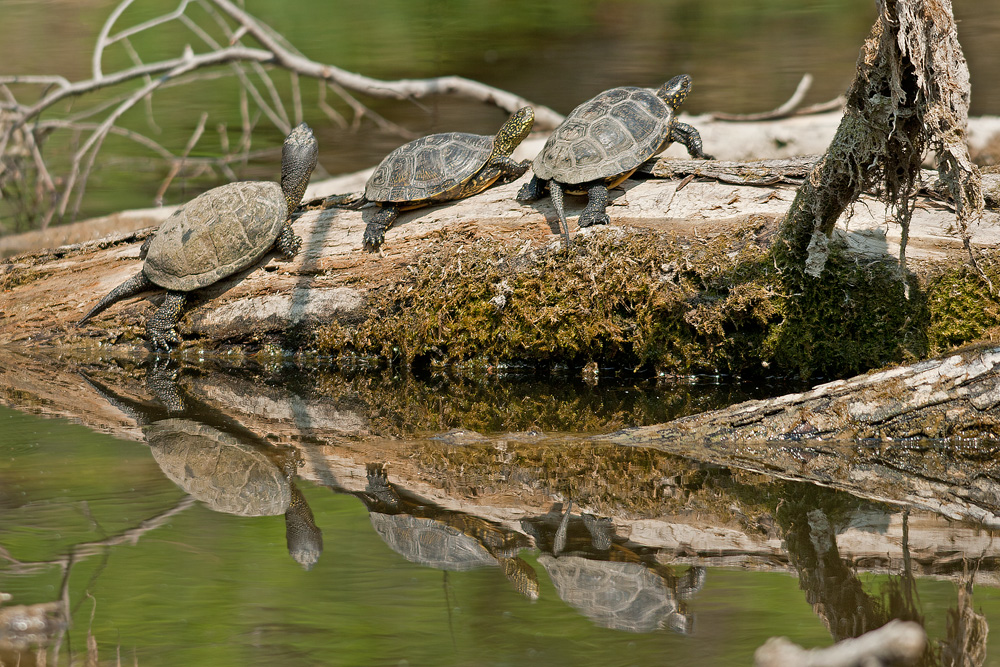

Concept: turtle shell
[[146, 418, 291, 517], [533, 87, 674, 185], [364, 132, 493, 204], [143, 181, 286, 291], [369, 513, 500, 571], [538, 555, 686, 633]]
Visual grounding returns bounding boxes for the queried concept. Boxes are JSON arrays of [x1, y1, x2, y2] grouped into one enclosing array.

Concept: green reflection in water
[[3, 388, 1000, 665], [0, 403, 818, 666]]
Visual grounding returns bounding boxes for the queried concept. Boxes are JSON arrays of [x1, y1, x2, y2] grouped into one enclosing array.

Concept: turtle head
[[280, 123, 319, 215], [493, 106, 535, 156], [656, 74, 693, 110]]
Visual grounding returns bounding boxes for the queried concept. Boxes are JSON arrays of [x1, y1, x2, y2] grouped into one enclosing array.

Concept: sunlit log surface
[[2, 126, 999, 353]]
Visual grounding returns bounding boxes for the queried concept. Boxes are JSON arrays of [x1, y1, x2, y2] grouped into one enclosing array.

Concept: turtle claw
[[148, 328, 181, 351], [276, 224, 302, 259], [362, 227, 384, 253], [516, 176, 546, 203], [278, 235, 302, 259], [578, 210, 610, 228]]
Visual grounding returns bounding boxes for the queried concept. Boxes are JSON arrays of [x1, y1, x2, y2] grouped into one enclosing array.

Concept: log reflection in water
[[3, 350, 1000, 652], [522, 502, 703, 634], [353, 462, 540, 600]]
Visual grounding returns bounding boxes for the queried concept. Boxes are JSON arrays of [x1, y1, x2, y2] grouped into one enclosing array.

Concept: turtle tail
[[549, 181, 573, 250], [78, 271, 154, 326]]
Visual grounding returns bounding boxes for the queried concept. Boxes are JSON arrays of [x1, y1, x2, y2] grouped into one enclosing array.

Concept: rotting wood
[[601, 343, 1000, 527]]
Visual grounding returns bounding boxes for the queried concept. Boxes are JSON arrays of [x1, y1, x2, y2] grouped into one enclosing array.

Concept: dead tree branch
[[774, 0, 982, 280], [0, 0, 563, 229], [710, 74, 845, 122]]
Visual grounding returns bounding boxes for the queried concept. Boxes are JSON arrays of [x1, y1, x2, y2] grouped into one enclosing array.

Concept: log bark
[[603, 344, 1000, 526], [1, 130, 999, 354]]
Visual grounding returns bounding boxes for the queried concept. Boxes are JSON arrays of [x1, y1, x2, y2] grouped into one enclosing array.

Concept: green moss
[[315, 220, 788, 374], [308, 221, 1000, 381], [770, 248, 928, 378], [924, 257, 1000, 351]]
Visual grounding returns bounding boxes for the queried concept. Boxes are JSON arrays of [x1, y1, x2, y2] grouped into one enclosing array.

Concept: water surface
[[3, 354, 1000, 665]]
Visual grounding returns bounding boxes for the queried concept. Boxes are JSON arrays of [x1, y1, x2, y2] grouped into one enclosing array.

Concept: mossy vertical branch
[[775, 0, 981, 280]]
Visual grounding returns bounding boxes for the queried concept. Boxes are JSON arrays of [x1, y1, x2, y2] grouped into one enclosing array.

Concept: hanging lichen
[[775, 0, 982, 280]]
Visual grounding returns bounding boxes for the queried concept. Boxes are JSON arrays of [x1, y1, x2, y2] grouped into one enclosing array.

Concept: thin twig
[[712, 74, 816, 122], [155, 111, 208, 204]]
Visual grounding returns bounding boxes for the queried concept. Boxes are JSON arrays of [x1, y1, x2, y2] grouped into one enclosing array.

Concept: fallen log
[[1, 155, 998, 364], [603, 344, 1000, 526], [1, 113, 999, 378]]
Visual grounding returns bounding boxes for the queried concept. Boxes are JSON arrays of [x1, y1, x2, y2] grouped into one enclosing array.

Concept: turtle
[[78, 123, 319, 350], [356, 106, 535, 252], [83, 363, 324, 570], [359, 463, 539, 599], [522, 502, 705, 633], [147, 419, 323, 570], [517, 74, 713, 246]]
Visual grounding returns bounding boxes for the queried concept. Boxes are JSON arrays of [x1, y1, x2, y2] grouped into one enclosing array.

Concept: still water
[[2, 0, 999, 222], [3, 353, 1000, 665]]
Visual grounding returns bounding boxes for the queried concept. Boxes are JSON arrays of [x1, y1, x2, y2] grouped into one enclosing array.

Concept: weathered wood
[[2, 347, 1000, 586], [603, 344, 1000, 526], [1, 163, 998, 353]]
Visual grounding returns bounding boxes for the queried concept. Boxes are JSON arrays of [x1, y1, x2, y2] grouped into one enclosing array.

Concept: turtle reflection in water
[[522, 502, 705, 633], [85, 363, 323, 570], [358, 463, 539, 600]]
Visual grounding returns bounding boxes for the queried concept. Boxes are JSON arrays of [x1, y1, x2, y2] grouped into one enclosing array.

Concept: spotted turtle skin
[[360, 106, 535, 252], [78, 123, 318, 350], [518, 75, 712, 246]]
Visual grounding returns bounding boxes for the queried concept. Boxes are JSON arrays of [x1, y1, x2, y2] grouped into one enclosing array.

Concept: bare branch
[[1, 0, 563, 228], [206, 0, 564, 129], [711, 74, 842, 122]]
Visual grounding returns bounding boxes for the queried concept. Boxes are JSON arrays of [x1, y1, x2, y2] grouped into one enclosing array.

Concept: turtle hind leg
[[363, 205, 398, 253], [548, 181, 573, 250], [147, 291, 186, 351], [671, 122, 714, 160], [275, 221, 302, 259], [78, 271, 154, 325], [516, 175, 546, 203], [578, 183, 611, 228]]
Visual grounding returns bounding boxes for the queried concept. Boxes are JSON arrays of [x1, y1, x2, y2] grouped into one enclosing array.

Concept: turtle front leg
[[147, 291, 186, 351], [492, 156, 531, 185], [516, 175, 547, 203], [275, 221, 302, 259], [578, 183, 610, 228], [670, 122, 714, 160], [363, 205, 399, 252]]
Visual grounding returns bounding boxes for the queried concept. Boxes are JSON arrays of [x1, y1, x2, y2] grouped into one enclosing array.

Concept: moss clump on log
[[925, 257, 1000, 351], [310, 220, 958, 379]]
